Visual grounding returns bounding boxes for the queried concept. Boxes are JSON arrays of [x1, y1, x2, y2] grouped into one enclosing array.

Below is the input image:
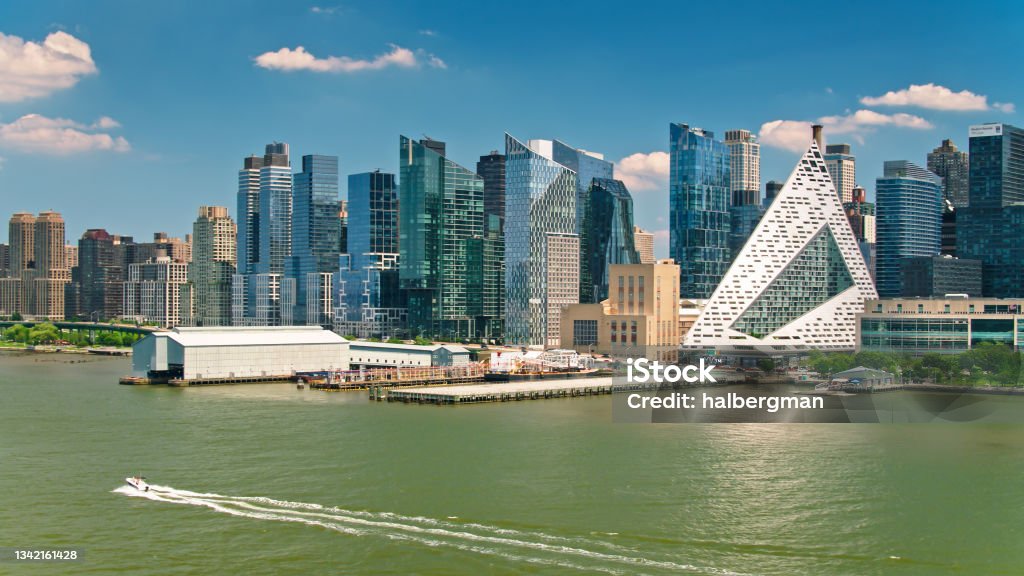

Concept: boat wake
[[112, 483, 750, 575]]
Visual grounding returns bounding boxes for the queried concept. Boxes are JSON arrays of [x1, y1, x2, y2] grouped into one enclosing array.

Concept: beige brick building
[[560, 259, 680, 361]]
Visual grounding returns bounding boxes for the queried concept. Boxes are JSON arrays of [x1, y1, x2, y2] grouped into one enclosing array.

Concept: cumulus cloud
[[418, 29, 437, 37], [614, 151, 669, 192], [861, 83, 1014, 112], [254, 44, 445, 73], [0, 30, 98, 102], [0, 114, 130, 155], [759, 110, 932, 152]]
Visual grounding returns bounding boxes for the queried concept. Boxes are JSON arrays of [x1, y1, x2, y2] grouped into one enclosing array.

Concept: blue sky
[[0, 0, 1020, 257]]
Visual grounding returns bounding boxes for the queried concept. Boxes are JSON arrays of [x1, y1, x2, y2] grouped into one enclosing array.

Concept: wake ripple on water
[[112, 484, 753, 576]]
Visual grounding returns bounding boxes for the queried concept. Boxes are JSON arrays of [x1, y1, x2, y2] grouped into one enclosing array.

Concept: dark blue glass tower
[[669, 123, 730, 299], [957, 123, 1024, 297], [286, 154, 339, 325], [875, 161, 943, 297], [580, 178, 640, 303]]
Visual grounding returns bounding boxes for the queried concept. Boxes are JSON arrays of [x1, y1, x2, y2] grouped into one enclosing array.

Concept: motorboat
[[126, 476, 150, 492]]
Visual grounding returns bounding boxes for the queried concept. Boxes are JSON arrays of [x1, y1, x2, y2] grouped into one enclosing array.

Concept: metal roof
[[162, 326, 349, 348], [349, 341, 469, 354]]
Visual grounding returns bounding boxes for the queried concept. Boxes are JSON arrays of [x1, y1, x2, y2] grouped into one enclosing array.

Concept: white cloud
[[614, 151, 669, 192], [759, 110, 932, 152], [861, 83, 1014, 112], [0, 114, 130, 155], [418, 29, 437, 37], [310, 6, 340, 15], [759, 120, 815, 153], [254, 44, 445, 73], [994, 102, 1016, 113], [0, 30, 98, 102]]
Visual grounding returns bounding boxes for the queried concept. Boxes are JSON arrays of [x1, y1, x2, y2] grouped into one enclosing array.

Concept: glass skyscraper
[[256, 142, 292, 275], [285, 154, 339, 326], [399, 136, 488, 339], [477, 151, 506, 221], [875, 160, 943, 297], [504, 134, 579, 346], [233, 142, 292, 326], [958, 123, 1024, 297], [333, 170, 405, 338], [580, 178, 640, 303], [669, 123, 731, 299], [551, 140, 614, 239]]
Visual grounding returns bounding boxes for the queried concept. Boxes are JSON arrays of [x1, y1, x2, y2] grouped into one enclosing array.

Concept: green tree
[[3, 324, 30, 343], [413, 336, 433, 346], [386, 337, 403, 344], [28, 323, 60, 344], [756, 358, 776, 374]]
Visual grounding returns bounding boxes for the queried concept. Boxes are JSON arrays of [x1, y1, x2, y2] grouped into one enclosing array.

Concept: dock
[[375, 377, 659, 405], [305, 364, 486, 391]]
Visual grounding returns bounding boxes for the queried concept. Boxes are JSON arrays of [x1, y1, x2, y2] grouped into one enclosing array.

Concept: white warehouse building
[[132, 326, 350, 382], [347, 341, 471, 369]]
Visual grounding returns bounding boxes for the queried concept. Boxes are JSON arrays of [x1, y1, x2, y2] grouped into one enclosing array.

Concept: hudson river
[[2, 353, 1023, 575]]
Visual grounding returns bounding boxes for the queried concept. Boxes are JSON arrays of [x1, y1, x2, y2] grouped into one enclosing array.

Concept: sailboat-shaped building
[[684, 136, 877, 354]]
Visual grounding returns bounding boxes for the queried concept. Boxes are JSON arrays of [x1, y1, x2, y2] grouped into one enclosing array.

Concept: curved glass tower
[[504, 134, 579, 346]]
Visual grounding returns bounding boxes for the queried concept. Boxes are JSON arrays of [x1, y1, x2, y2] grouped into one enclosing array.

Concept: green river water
[[2, 352, 1023, 575]]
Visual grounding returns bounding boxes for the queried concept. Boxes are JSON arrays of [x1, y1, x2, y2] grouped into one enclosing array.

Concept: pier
[[305, 364, 486, 391], [375, 377, 661, 405]]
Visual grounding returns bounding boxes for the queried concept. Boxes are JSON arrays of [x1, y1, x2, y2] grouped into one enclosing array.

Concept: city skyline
[[0, 1, 1021, 259]]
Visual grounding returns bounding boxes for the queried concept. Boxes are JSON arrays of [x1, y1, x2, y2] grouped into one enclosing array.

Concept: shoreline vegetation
[[803, 344, 1024, 390], [1, 322, 138, 352]]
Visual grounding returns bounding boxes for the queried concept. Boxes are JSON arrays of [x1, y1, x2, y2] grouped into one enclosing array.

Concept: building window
[[573, 320, 598, 346]]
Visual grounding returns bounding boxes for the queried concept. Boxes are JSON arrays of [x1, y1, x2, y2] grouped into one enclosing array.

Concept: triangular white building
[[684, 139, 877, 354]]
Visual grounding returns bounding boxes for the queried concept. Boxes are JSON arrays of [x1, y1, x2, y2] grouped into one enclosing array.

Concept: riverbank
[[0, 343, 130, 356]]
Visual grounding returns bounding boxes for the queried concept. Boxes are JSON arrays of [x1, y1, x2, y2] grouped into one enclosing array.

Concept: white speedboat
[[126, 476, 150, 492]]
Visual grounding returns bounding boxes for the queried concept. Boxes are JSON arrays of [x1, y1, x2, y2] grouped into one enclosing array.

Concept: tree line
[[1, 323, 141, 348], [805, 344, 1023, 387]]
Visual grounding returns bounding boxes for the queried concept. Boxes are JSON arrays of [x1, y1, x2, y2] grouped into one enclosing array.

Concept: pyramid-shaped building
[[684, 139, 877, 354]]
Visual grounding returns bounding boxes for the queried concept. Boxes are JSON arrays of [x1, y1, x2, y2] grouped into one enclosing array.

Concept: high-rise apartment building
[[724, 130, 763, 264], [233, 142, 292, 326], [685, 137, 877, 354], [285, 154, 340, 326], [0, 243, 8, 277], [237, 154, 263, 275], [8, 212, 35, 275], [68, 229, 126, 320], [669, 123, 730, 299], [724, 129, 760, 195], [334, 170, 405, 338], [477, 151, 506, 221], [927, 139, 969, 208], [633, 226, 655, 264], [504, 134, 580, 346], [399, 136, 489, 339], [580, 178, 639, 303], [123, 255, 189, 327], [875, 161, 943, 297], [185, 206, 236, 327], [824, 144, 856, 204], [957, 123, 1024, 297], [136, 232, 191, 264], [20, 212, 70, 320]]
